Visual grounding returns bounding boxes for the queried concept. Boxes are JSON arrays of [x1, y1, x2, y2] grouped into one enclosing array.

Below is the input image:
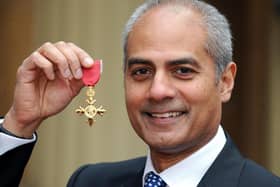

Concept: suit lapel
[[198, 134, 245, 187]]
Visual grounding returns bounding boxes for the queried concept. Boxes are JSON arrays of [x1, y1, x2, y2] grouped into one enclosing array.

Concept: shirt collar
[[143, 125, 226, 187]]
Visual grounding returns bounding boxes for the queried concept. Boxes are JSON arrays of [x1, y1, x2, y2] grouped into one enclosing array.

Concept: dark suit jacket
[[67, 136, 280, 187], [0, 142, 35, 187], [1, 136, 280, 187]]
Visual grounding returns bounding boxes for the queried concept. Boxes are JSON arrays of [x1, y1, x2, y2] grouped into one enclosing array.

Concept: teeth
[[150, 112, 182, 118]]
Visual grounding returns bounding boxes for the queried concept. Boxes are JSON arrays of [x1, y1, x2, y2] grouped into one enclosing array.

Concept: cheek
[[180, 81, 221, 120], [180, 83, 214, 104], [124, 82, 145, 134], [186, 81, 222, 124], [125, 78, 148, 103], [125, 82, 144, 112]]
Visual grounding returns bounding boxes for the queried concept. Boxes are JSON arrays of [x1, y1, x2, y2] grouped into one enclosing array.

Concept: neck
[[150, 130, 218, 172], [150, 150, 192, 172]]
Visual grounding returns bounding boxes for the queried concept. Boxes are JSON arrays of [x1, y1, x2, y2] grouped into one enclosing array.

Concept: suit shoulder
[[238, 159, 280, 187], [67, 157, 146, 187]]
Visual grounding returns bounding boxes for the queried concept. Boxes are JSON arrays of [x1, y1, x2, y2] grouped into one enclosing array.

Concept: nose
[[148, 71, 176, 102]]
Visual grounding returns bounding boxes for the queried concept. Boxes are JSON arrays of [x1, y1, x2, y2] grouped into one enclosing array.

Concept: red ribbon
[[82, 59, 102, 86]]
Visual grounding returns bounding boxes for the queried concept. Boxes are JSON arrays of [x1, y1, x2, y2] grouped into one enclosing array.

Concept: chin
[[150, 144, 191, 155], [146, 134, 202, 155], [146, 137, 185, 153]]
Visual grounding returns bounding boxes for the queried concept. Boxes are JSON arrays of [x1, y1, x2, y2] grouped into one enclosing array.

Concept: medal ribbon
[[82, 59, 102, 86]]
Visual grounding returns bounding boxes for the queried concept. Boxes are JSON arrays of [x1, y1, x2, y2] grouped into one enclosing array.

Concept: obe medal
[[75, 59, 106, 126]]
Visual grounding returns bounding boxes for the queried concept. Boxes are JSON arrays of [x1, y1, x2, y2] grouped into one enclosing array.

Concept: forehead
[[126, 5, 208, 61]]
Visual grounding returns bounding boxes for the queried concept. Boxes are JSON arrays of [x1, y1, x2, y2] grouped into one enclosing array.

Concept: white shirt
[[0, 118, 36, 155], [143, 125, 226, 187]]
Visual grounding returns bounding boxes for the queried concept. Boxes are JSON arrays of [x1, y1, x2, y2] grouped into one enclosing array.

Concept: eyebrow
[[167, 57, 201, 69], [127, 58, 153, 69], [126, 57, 201, 69]]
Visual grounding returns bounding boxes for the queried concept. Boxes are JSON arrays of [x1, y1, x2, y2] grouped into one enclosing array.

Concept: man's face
[[125, 6, 233, 155]]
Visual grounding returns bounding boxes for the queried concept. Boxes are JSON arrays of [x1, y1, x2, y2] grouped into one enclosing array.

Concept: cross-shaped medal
[[75, 59, 106, 126]]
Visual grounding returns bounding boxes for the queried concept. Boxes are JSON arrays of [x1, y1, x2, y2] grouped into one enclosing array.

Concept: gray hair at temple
[[122, 0, 233, 79]]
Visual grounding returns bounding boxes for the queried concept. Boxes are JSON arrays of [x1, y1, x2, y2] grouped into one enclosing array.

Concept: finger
[[22, 51, 55, 80], [38, 42, 71, 79], [69, 78, 85, 96], [55, 41, 83, 79], [67, 42, 94, 68]]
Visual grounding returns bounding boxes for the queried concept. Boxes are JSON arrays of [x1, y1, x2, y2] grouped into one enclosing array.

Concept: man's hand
[[3, 41, 94, 138]]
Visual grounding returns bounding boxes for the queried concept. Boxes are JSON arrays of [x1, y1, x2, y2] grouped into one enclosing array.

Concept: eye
[[130, 67, 152, 81], [133, 68, 149, 75], [173, 66, 196, 79]]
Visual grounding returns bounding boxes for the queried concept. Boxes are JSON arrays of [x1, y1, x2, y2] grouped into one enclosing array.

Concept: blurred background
[[0, 0, 279, 186]]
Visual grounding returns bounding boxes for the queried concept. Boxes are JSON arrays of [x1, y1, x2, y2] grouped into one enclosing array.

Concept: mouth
[[146, 112, 185, 118], [142, 111, 186, 127]]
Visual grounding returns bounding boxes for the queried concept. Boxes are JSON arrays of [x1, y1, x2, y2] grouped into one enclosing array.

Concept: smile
[[147, 112, 185, 118]]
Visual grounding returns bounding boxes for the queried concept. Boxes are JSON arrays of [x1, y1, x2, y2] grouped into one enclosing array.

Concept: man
[[1, 0, 280, 187]]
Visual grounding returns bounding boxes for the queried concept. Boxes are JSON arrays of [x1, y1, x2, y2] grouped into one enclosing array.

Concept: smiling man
[[124, 3, 236, 173], [1, 0, 280, 187]]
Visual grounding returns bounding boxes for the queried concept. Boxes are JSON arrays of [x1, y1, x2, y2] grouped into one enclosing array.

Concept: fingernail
[[75, 68, 83, 79], [100, 61, 103, 74], [84, 57, 94, 66], [64, 69, 71, 78]]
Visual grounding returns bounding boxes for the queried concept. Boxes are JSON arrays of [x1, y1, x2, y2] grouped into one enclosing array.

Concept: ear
[[219, 62, 237, 103]]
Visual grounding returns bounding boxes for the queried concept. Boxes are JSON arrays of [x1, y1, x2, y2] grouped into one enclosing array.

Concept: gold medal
[[75, 60, 106, 126]]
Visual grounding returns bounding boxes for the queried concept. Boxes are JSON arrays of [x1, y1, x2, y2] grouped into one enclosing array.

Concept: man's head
[[123, 0, 236, 167], [123, 0, 233, 80]]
